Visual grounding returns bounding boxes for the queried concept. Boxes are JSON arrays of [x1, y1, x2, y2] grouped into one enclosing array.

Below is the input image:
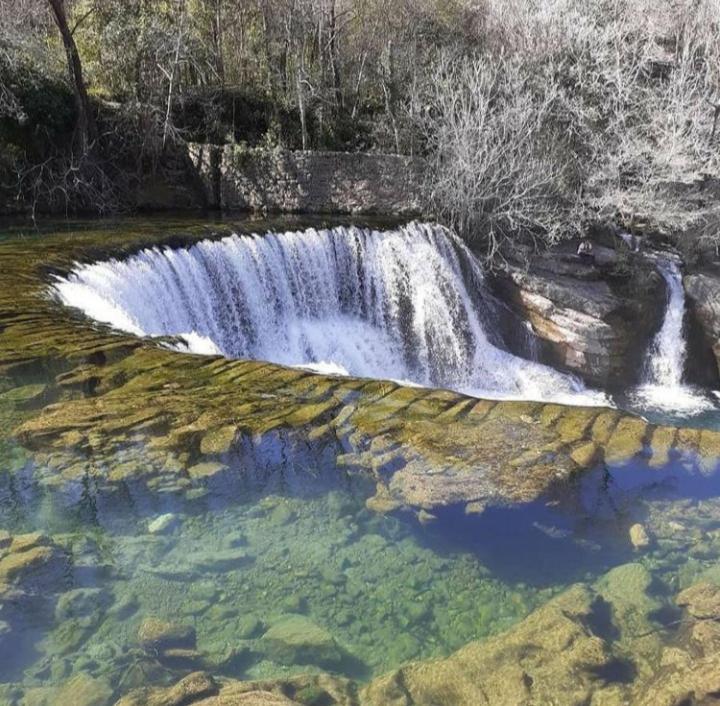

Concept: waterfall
[[634, 256, 714, 415], [643, 259, 687, 387], [52, 222, 607, 406]]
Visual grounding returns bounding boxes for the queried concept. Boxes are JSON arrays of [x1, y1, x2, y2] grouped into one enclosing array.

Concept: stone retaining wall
[[189, 144, 425, 216]]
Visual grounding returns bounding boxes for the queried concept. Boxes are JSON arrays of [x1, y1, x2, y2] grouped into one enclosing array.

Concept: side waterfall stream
[[632, 256, 715, 415]]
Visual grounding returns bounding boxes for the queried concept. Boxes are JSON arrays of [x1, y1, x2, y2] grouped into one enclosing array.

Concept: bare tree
[[423, 53, 581, 261]]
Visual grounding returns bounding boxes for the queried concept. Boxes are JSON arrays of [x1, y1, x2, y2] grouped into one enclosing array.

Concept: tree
[[47, 0, 97, 154]]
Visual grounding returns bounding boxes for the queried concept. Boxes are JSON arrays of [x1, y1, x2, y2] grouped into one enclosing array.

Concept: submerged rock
[[147, 513, 179, 534], [676, 582, 720, 620], [362, 585, 614, 706], [629, 523, 651, 550], [261, 614, 345, 668], [24, 672, 113, 706], [138, 617, 197, 652], [0, 532, 67, 586], [0, 383, 47, 405], [114, 671, 355, 706]]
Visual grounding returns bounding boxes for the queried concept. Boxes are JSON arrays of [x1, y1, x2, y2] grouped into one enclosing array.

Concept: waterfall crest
[[52, 223, 607, 406]]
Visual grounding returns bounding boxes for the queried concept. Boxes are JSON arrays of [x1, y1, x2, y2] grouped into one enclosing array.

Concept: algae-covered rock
[[629, 523, 651, 550], [115, 671, 219, 706], [261, 614, 345, 668], [0, 383, 46, 405], [362, 584, 614, 706], [200, 425, 237, 455], [55, 587, 110, 626], [113, 670, 358, 706], [676, 581, 720, 620], [0, 532, 68, 590], [147, 513, 179, 534], [188, 461, 229, 480], [138, 617, 197, 652], [24, 673, 113, 706], [596, 562, 661, 640]]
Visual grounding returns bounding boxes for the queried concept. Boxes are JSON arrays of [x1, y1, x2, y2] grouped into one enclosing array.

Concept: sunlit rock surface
[[493, 247, 664, 386]]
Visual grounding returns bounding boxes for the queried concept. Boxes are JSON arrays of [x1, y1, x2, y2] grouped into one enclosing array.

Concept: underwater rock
[[114, 671, 356, 706], [358, 570, 720, 706], [186, 548, 252, 573], [147, 513, 179, 534], [596, 563, 661, 643], [676, 582, 720, 621], [260, 614, 345, 668], [268, 504, 297, 527], [24, 672, 114, 706], [0, 383, 47, 406], [629, 523, 651, 550], [200, 425, 237, 455], [188, 461, 229, 480], [115, 671, 220, 706], [362, 584, 615, 706], [138, 617, 197, 652], [632, 580, 720, 706], [0, 532, 69, 604], [55, 587, 110, 626]]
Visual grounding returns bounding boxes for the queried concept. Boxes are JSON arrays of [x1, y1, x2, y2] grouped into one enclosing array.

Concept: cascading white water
[[644, 260, 687, 387], [52, 223, 607, 406], [634, 256, 713, 415]]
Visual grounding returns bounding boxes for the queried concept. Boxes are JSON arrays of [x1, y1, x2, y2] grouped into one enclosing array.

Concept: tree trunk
[[211, 0, 225, 85], [47, 0, 98, 155], [328, 0, 343, 113], [296, 67, 308, 150]]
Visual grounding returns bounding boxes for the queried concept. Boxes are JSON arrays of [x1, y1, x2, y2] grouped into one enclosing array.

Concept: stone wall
[[189, 144, 425, 216]]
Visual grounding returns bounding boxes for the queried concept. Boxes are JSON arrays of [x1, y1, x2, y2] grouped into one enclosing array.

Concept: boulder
[[138, 617, 197, 652]]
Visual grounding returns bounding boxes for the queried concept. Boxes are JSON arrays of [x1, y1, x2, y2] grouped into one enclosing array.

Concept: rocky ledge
[[491, 241, 665, 387], [684, 266, 720, 379]]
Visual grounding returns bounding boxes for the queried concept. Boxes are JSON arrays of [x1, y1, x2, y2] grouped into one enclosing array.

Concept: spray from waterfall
[[51, 223, 608, 407]]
